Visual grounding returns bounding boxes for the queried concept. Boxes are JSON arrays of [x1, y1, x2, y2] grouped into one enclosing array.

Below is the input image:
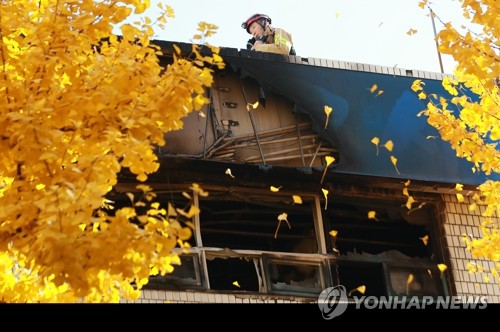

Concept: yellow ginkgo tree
[[415, 0, 500, 280], [0, 0, 224, 302]]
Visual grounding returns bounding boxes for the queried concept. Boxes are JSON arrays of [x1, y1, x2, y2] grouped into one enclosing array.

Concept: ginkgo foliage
[[415, 1, 500, 281], [0, 0, 224, 302]]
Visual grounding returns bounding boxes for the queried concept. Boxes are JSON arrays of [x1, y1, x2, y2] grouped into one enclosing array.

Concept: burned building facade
[[117, 41, 500, 303]]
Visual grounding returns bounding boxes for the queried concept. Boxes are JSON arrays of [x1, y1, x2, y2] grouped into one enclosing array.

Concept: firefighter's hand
[[251, 40, 264, 50]]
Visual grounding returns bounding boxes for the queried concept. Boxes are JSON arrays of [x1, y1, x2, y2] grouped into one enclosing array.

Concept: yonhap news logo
[[317, 286, 487, 319], [317, 285, 349, 320]]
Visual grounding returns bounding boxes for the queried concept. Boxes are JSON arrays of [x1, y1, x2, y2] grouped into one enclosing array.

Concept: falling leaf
[[274, 212, 291, 238], [405, 274, 414, 294], [456, 193, 464, 203], [402, 187, 409, 197], [437, 264, 447, 273], [320, 156, 335, 184], [390, 156, 400, 174], [406, 28, 417, 35], [405, 196, 416, 210], [383, 140, 394, 152], [420, 235, 429, 246], [225, 168, 235, 178], [232, 281, 241, 288], [292, 195, 303, 204], [324, 105, 333, 129], [325, 156, 335, 167], [426, 135, 436, 139], [375, 90, 384, 97], [371, 137, 380, 155], [246, 101, 259, 111], [348, 285, 366, 296], [369, 84, 378, 93], [198, 111, 206, 118], [329, 230, 338, 237], [406, 274, 414, 286], [368, 210, 378, 221], [427, 269, 433, 278], [404, 179, 411, 187], [322, 188, 329, 210], [270, 185, 282, 192], [455, 183, 463, 191]]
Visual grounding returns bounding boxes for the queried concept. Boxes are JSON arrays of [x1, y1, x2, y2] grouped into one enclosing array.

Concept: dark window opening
[[206, 257, 260, 292], [332, 261, 386, 297], [146, 254, 203, 290], [199, 193, 317, 252], [384, 263, 446, 297], [325, 198, 433, 258], [264, 256, 325, 297]]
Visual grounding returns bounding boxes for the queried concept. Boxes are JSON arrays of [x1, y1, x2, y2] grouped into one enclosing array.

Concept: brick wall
[[123, 289, 314, 303], [442, 193, 500, 303]]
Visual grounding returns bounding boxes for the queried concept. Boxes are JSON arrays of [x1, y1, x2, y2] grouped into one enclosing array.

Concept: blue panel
[[225, 55, 499, 186]]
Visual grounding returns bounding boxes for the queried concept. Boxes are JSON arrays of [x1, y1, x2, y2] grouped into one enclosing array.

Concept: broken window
[[139, 185, 450, 299], [147, 253, 204, 290], [263, 255, 328, 296], [325, 195, 449, 298]]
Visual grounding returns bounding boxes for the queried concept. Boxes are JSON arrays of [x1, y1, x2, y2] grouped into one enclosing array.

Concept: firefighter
[[242, 13, 296, 56]]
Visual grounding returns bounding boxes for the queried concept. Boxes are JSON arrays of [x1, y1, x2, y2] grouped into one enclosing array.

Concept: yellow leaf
[[274, 212, 291, 239], [437, 264, 447, 272], [246, 101, 259, 111], [335, 12, 340, 18], [404, 179, 411, 187], [456, 193, 464, 203], [329, 230, 338, 237], [420, 235, 429, 246], [405, 196, 416, 210], [390, 156, 400, 174], [406, 274, 414, 285], [406, 28, 417, 35], [383, 140, 394, 152], [322, 188, 329, 210], [292, 195, 303, 204], [369, 84, 378, 93], [411, 79, 424, 92], [324, 105, 333, 129], [325, 156, 335, 167], [402, 187, 409, 197], [375, 90, 384, 97], [270, 186, 282, 192], [348, 285, 366, 296], [455, 183, 463, 191], [225, 168, 235, 178], [368, 210, 378, 221], [232, 281, 241, 288]]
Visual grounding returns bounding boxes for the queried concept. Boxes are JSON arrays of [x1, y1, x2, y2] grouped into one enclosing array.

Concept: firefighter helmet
[[241, 14, 271, 33]]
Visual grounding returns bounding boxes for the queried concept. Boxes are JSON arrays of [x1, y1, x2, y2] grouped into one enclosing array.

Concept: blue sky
[[130, 0, 471, 74]]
